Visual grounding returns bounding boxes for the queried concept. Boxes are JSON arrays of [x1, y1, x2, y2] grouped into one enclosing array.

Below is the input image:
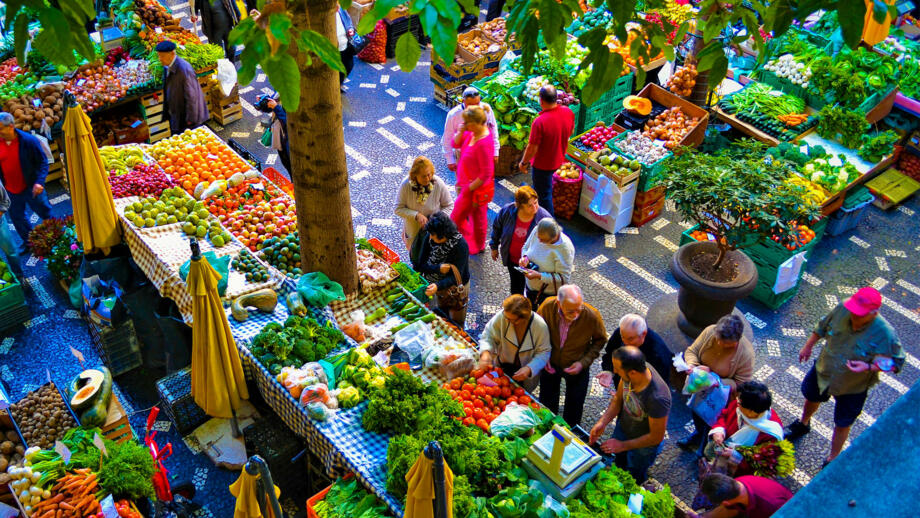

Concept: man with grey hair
[[519, 217, 575, 307], [598, 313, 671, 389], [442, 87, 499, 171], [537, 283, 607, 427], [518, 84, 574, 214], [0, 112, 52, 251]]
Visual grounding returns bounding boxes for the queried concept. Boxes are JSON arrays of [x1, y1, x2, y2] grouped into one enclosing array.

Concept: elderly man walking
[[442, 87, 499, 172], [0, 112, 51, 252], [784, 286, 904, 466], [156, 40, 210, 134], [536, 284, 607, 427]]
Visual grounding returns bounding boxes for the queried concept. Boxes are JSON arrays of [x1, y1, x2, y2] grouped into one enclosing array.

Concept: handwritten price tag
[[69, 347, 85, 367], [55, 441, 72, 464], [94, 433, 108, 457]]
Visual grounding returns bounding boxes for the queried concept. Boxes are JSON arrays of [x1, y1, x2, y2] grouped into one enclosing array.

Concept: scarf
[[411, 181, 432, 205], [422, 233, 461, 283], [727, 408, 784, 447]]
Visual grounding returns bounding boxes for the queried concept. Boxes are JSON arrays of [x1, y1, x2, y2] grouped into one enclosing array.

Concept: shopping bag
[[260, 126, 273, 147], [179, 252, 231, 296], [589, 175, 615, 216], [297, 271, 346, 306], [81, 275, 127, 327], [688, 378, 731, 426]]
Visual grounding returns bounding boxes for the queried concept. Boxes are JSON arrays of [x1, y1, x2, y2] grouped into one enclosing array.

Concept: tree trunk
[[687, 28, 711, 107], [288, 0, 358, 294]]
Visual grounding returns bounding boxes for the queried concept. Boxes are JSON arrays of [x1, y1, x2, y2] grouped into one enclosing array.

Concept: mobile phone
[[514, 266, 530, 274]]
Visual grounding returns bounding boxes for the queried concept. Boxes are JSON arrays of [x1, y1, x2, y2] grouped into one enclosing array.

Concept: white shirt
[[441, 101, 501, 165], [335, 12, 348, 51]]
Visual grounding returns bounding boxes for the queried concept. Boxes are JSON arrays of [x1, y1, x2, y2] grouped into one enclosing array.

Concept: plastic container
[[87, 318, 143, 376], [156, 367, 209, 435], [0, 272, 25, 313], [825, 195, 875, 236], [306, 474, 355, 518]]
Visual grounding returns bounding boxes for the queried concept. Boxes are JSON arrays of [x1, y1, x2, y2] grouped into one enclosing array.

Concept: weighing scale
[[522, 425, 604, 501]]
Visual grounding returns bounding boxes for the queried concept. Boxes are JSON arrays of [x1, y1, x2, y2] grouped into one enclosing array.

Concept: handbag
[[533, 271, 561, 307], [436, 264, 468, 311], [260, 125, 273, 147]]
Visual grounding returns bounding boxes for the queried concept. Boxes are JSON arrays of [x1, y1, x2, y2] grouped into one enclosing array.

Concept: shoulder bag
[[436, 264, 468, 311]]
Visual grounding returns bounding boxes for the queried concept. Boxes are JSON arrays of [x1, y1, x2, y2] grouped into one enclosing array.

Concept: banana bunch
[[100, 145, 147, 175], [785, 175, 828, 205], [658, 0, 694, 25]]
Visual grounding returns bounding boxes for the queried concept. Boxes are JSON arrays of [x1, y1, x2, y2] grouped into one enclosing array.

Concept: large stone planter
[[670, 241, 758, 337]]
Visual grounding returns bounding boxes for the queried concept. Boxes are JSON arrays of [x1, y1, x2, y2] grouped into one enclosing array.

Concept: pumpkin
[[80, 367, 113, 428], [286, 291, 307, 317], [623, 95, 652, 116], [231, 288, 279, 322], [67, 369, 106, 411]]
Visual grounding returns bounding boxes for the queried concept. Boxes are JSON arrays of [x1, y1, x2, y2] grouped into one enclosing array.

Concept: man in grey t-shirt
[[590, 346, 671, 482]]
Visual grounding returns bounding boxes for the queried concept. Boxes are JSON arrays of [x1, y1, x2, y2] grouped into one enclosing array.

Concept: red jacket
[[710, 399, 783, 446]]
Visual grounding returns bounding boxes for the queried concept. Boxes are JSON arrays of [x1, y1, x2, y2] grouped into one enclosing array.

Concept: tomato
[[473, 399, 485, 408], [462, 400, 473, 409], [498, 376, 510, 387], [471, 368, 485, 379], [472, 407, 485, 420], [476, 418, 490, 430], [449, 390, 458, 399], [449, 379, 462, 390], [484, 395, 493, 406], [463, 416, 474, 426], [494, 367, 504, 376], [501, 386, 512, 398], [507, 396, 518, 405], [463, 383, 476, 393], [463, 406, 473, 417], [519, 395, 531, 405], [474, 386, 487, 398], [498, 401, 507, 411], [460, 390, 471, 400], [490, 386, 502, 397], [531, 402, 541, 410], [513, 388, 526, 397]]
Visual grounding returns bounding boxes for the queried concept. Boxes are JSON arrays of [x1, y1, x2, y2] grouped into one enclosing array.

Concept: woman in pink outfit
[[450, 105, 495, 255]]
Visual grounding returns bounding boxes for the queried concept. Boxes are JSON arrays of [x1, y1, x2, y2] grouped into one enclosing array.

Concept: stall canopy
[[187, 243, 249, 419], [62, 100, 123, 255]]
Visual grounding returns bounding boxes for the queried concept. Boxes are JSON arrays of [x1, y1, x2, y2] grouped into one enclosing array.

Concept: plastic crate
[[368, 237, 401, 264], [306, 474, 354, 518], [156, 367, 209, 435], [630, 195, 666, 227], [385, 16, 426, 59], [244, 413, 306, 497], [0, 303, 29, 332], [571, 72, 635, 135], [86, 318, 143, 377], [825, 196, 875, 236], [749, 276, 800, 309], [607, 131, 673, 191], [741, 217, 828, 274], [227, 138, 263, 172], [0, 273, 25, 313]]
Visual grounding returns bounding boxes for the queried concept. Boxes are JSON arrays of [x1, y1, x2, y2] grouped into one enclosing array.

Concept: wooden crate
[[101, 393, 134, 444], [46, 139, 66, 183], [634, 83, 709, 148], [213, 102, 243, 125], [148, 120, 171, 143]]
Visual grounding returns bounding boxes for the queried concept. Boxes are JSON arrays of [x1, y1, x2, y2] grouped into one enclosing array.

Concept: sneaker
[[783, 419, 811, 441], [677, 432, 702, 451]]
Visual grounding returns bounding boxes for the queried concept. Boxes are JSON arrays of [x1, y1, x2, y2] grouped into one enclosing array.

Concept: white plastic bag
[[394, 320, 434, 363], [489, 403, 540, 438], [216, 58, 238, 97]]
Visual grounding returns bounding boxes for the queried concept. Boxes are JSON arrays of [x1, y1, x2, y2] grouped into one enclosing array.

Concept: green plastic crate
[[572, 73, 635, 135], [749, 277, 800, 309], [0, 273, 25, 313], [607, 131, 672, 191], [741, 217, 828, 274]]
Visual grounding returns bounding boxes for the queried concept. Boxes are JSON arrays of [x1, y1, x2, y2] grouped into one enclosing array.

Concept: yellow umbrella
[[187, 245, 249, 419], [229, 467, 281, 518], [61, 101, 122, 255], [405, 446, 454, 518]]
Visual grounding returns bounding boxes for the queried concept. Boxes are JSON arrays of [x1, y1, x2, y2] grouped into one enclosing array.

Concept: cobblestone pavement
[[2, 9, 918, 514]]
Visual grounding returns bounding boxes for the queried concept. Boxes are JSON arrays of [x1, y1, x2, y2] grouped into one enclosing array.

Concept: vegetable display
[[816, 105, 869, 149], [717, 83, 817, 140], [392, 262, 426, 292], [444, 368, 535, 434], [642, 106, 701, 149], [249, 315, 347, 375], [357, 249, 397, 292], [808, 47, 898, 109], [10, 385, 77, 450], [614, 132, 670, 165], [666, 63, 697, 97], [313, 478, 389, 518], [858, 130, 899, 163], [257, 232, 303, 276]]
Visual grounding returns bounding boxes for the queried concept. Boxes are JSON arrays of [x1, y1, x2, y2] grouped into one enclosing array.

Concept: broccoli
[[292, 338, 314, 362], [810, 145, 827, 157], [284, 316, 301, 328], [252, 331, 282, 352], [249, 346, 266, 358], [263, 322, 283, 333]]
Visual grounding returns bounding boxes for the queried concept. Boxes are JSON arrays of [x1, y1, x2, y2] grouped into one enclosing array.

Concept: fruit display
[[644, 12, 681, 44], [459, 32, 502, 56], [0, 73, 38, 105], [218, 197, 297, 251], [123, 186, 200, 229], [114, 59, 154, 93], [613, 131, 671, 165], [652, 0, 694, 25], [785, 175, 828, 205], [206, 176, 286, 216], [0, 416, 26, 483], [443, 368, 536, 434], [150, 128, 254, 193], [357, 249, 397, 292], [574, 123, 622, 152], [109, 163, 175, 198], [568, 9, 611, 37], [232, 249, 272, 283], [762, 54, 812, 87], [897, 151, 920, 181], [3, 83, 65, 131], [688, 229, 715, 242], [100, 145, 148, 175], [667, 63, 697, 97], [556, 89, 578, 106], [104, 47, 132, 68], [479, 17, 508, 42], [132, 0, 181, 30], [9, 384, 78, 450], [0, 57, 24, 85], [258, 232, 303, 277], [66, 65, 126, 112], [555, 162, 581, 180], [595, 152, 640, 178], [642, 106, 701, 149], [603, 31, 664, 71]]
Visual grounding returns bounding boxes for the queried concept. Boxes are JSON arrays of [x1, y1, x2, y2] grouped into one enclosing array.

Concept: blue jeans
[[531, 166, 554, 216], [8, 189, 52, 248], [0, 213, 23, 278], [613, 422, 663, 483]]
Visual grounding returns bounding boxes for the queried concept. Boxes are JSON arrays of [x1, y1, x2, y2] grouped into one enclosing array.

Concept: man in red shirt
[[518, 85, 574, 216], [0, 112, 52, 252], [692, 473, 793, 518]]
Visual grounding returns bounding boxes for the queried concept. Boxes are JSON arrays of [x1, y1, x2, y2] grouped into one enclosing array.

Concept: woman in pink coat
[[450, 105, 495, 255]]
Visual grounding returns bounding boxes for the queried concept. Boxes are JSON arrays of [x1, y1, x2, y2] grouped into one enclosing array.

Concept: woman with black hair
[[411, 212, 471, 326]]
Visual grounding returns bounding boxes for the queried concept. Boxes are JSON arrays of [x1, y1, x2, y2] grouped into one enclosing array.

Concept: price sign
[[69, 346, 85, 367], [55, 441, 72, 464], [93, 432, 109, 457]]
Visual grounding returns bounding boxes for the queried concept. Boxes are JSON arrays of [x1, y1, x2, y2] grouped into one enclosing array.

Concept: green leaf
[[708, 54, 729, 91], [338, 0, 352, 9], [268, 12, 293, 47], [766, 0, 795, 34], [430, 0, 463, 25], [229, 17, 258, 46], [455, 0, 479, 17], [872, 0, 889, 22], [395, 31, 421, 72], [237, 45, 259, 85], [4, 0, 23, 32], [59, 0, 95, 22], [838, 0, 867, 48], [428, 16, 458, 66], [262, 53, 301, 111], [12, 12, 28, 65], [298, 29, 346, 73], [702, 18, 722, 43], [358, 0, 406, 35], [695, 44, 722, 72]]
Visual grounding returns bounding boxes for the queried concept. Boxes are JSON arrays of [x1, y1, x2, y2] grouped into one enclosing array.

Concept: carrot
[[59, 502, 75, 511]]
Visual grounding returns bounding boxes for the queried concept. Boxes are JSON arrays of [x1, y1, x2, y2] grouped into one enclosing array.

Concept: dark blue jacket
[[0, 129, 50, 189], [489, 203, 552, 266], [412, 230, 471, 290]]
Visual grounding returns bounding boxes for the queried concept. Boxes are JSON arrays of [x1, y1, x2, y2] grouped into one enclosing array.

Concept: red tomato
[[531, 402, 541, 410], [507, 396, 518, 405], [476, 418, 490, 431], [514, 388, 526, 397], [474, 386, 487, 398], [500, 387, 512, 398], [473, 399, 485, 409], [473, 408, 485, 420], [519, 395, 531, 405], [494, 367, 504, 376], [460, 390, 471, 400], [449, 390, 458, 399], [463, 383, 476, 392], [449, 379, 462, 390], [471, 368, 485, 378], [462, 400, 473, 409], [463, 416, 474, 426], [498, 401, 507, 411], [484, 395, 493, 406], [463, 407, 473, 417]]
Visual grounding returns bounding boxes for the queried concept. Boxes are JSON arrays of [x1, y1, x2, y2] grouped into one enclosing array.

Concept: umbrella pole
[[425, 441, 449, 518], [246, 455, 285, 518]]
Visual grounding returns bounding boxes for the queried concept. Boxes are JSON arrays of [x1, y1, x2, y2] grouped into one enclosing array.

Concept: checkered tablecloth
[[115, 196, 284, 324]]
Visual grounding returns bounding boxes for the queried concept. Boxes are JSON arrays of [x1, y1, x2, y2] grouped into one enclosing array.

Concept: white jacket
[[479, 311, 552, 377], [520, 229, 575, 293], [441, 101, 500, 165]]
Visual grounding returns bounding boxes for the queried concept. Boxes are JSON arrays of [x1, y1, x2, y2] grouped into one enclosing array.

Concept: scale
[[522, 425, 604, 501]]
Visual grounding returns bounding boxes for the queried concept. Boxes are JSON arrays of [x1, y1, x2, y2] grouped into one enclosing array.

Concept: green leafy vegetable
[[858, 130, 899, 163], [98, 439, 157, 500]]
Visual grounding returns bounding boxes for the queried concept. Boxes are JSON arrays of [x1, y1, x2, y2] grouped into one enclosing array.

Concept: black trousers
[[539, 365, 591, 427], [507, 265, 525, 295], [278, 140, 292, 175], [486, 0, 506, 21], [340, 44, 356, 84]]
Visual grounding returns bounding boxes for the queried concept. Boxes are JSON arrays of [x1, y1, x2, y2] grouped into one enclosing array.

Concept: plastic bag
[[439, 349, 478, 380], [341, 310, 367, 342], [683, 367, 719, 395], [307, 402, 334, 421], [297, 271, 345, 306], [489, 403, 540, 438], [180, 252, 231, 296], [216, 58, 238, 97], [394, 320, 433, 363]]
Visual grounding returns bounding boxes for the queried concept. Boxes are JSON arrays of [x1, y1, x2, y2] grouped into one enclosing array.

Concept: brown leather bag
[[436, 264, 468, 311]]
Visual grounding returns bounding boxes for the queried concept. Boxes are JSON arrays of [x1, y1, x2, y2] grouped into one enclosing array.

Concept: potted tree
[[661, 141, 820, 335]]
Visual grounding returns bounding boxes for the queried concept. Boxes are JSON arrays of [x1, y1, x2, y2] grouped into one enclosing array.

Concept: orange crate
[[634, 185, 665, 208], [368, 238, 400, 264], [263, 167, 294, 197], [307, 474, 354, 518], [631, 196, 666, 227]]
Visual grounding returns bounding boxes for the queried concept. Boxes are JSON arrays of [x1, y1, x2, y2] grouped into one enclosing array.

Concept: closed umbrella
[[405, 442, 453, 518], [229, 456, 283, 518], [61, 93, 122, 255], [187, 238, 248, 432]]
